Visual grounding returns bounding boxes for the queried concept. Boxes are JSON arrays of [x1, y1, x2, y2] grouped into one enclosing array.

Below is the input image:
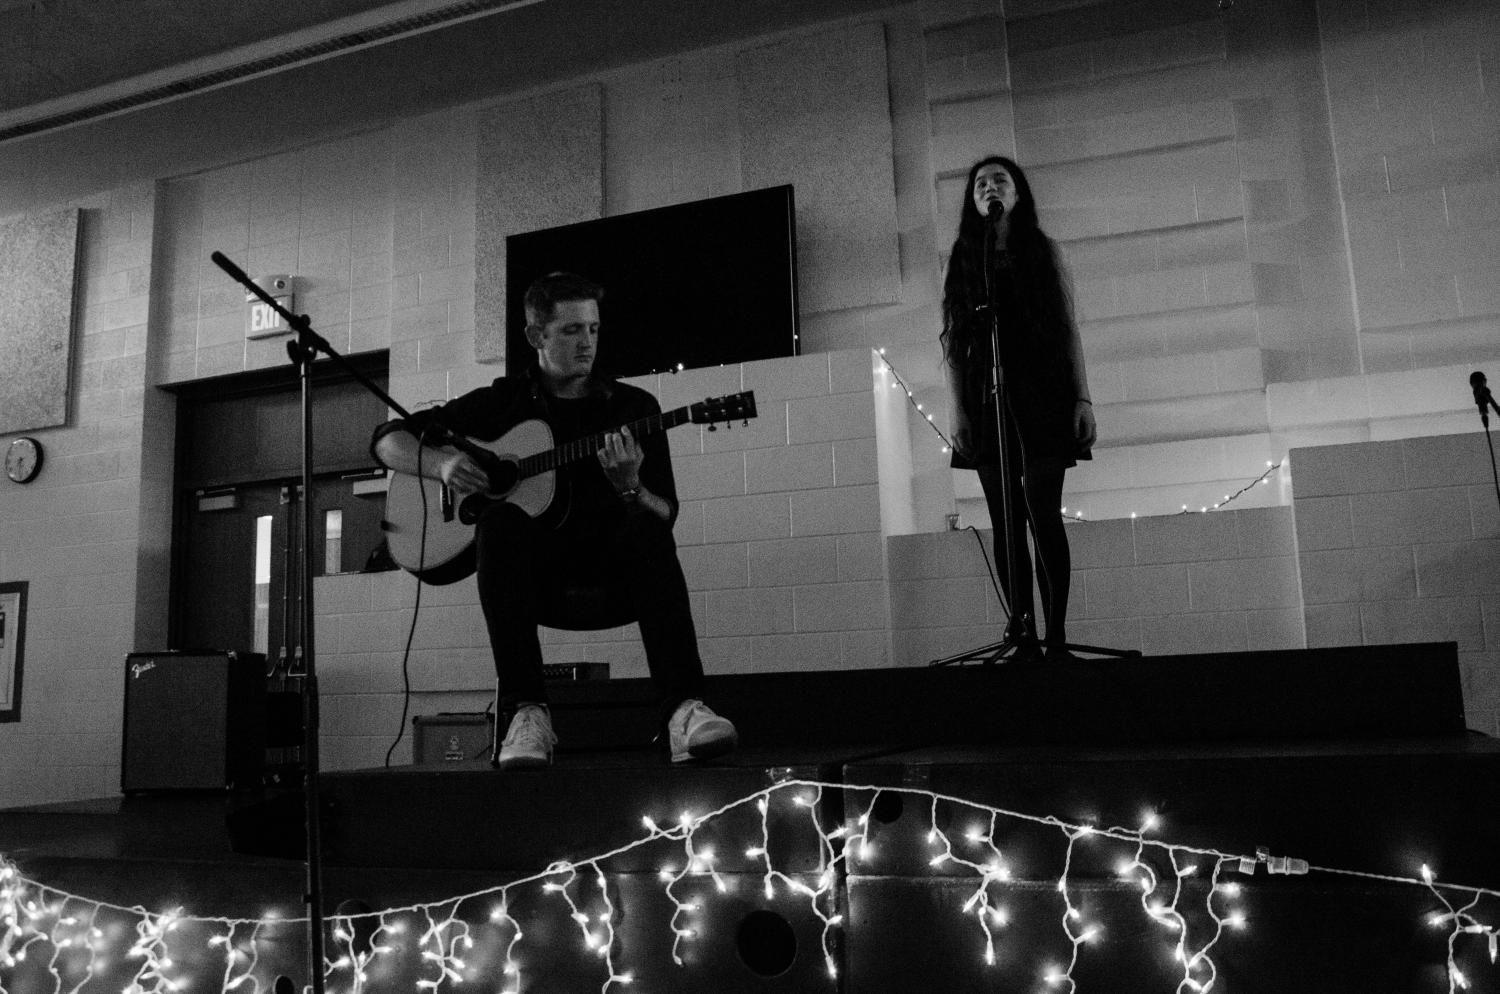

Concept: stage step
[[840, 735, 1500, 993], [551, 642, 1466, 749]]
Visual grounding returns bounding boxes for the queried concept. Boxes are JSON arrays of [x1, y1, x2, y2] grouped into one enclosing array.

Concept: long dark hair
[[941, 155, 1072, 364]]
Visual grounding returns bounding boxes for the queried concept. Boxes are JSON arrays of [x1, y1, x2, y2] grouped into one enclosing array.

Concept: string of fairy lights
[[874, 349, 1285, 522], [2, 780, 1497, 994]]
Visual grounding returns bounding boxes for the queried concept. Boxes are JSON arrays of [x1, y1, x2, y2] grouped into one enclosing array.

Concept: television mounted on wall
[[504, 185, 800, 379]]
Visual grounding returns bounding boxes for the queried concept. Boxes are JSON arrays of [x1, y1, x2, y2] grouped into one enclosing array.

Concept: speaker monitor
[[121, 651, 266, 792]]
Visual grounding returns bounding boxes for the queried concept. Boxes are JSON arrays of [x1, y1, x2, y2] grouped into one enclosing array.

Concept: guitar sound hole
[[485, 459, 519, 494], [456, 459, 520, 525]]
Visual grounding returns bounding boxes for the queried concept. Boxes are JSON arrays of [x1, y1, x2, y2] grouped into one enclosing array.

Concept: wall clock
[[5, 437, 43, 484]]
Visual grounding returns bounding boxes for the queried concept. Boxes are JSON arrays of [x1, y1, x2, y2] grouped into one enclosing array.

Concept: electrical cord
[[383, 424, 431, 767], [1485, 420, 1500, 512], [964, 524, 1011, 622]]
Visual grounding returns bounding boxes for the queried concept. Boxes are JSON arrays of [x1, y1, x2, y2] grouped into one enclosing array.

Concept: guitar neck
[[515, 406, 692, 480]]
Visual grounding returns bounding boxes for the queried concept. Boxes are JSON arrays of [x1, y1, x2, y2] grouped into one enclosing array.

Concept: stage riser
[[846, 878, 1472, 994], [841, 749, 1500, 882], [10, 858, 1489, 994], [3, 867, 837, 994], [550, 643, 1465, 750], [315, 762, 849, 873]]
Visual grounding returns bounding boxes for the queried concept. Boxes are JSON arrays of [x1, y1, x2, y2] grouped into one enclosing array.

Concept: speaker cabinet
[[121, 651, 266, 792]]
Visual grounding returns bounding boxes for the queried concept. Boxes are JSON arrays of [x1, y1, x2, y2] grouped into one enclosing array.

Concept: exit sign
[[246, 275, 294, 340]]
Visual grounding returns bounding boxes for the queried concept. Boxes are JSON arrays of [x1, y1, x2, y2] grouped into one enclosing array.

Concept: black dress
[[945, 245, 1090, 474]]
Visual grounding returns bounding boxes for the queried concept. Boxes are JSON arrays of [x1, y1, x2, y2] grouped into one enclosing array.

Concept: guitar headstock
[[690, 391, 757, 427]]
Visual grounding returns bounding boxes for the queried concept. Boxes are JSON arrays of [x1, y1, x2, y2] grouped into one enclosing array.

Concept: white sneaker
[[497, 704, 557, 769], [668, 699, 738, 764]]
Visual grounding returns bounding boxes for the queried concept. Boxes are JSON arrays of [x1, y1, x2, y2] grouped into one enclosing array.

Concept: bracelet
[[618, 486, 642, 502]]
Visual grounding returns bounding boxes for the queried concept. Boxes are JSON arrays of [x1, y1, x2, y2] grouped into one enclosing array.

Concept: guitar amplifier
[[121, 651, 266, 792], [413, 713, 495, 765]]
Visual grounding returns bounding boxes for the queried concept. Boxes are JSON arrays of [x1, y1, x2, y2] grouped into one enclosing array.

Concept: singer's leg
[[1021, 462, 1070, 648]]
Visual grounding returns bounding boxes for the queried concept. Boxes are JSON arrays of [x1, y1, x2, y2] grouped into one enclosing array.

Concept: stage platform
[[2, 643, 1498, 993]]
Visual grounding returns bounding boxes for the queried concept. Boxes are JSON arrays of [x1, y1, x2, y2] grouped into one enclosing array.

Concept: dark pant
[[474, 502, 705, 714], [976, 414, 1071, 644]]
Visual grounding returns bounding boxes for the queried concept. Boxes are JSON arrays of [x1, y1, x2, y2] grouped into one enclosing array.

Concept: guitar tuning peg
[[707, 424, 717, 432], [741, 419, 750, 427]]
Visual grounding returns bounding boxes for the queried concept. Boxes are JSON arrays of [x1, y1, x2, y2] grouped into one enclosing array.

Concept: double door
[[168, 353, 392, 666], [174, 473, 389, 670]]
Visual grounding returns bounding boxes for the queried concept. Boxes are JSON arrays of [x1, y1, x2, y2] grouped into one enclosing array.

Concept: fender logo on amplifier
[[131, 660, 157, 679]]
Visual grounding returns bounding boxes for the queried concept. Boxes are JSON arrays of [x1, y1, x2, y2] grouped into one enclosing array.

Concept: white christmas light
[[0, 784, 1495, 994]]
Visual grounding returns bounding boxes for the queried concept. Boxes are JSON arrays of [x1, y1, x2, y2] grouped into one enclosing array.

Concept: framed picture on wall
[[0, 581, 26, 722]]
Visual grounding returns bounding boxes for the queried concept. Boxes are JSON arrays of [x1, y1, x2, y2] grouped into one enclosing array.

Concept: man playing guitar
[[372, 272, 738, 768]]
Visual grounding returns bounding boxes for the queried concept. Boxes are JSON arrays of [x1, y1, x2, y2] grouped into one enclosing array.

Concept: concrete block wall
[[154, 113, 478, 394], [1318, 0, 1500, 372], [0, 185, 156, 807], [905, 0, 1500, 529], [1291, 432, 1500, 733], [314, 349, 886, 771], [888, 506, 1304, 666], [5, 0, 1500, 805]]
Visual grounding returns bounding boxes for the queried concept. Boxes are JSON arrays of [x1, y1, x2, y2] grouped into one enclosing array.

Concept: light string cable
[[1173, 460, 1283, 516], [3, 781, 1499, 994], [876, 348, 955, 453]]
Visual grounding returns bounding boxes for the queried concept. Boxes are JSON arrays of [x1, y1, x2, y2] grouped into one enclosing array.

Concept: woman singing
[[943, 155, 1096, 662]]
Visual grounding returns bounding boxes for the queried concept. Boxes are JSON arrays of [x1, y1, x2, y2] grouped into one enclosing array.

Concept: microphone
[[983, 200, 1005, 223], [1472, 370, 1494, 422]]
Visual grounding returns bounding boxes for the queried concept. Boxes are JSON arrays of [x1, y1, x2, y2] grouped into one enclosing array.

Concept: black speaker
[[121, 651, 266, 792]]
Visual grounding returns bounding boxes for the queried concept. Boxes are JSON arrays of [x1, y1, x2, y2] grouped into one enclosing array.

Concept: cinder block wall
[[155, 116, 478, 391], [888, 506, 1304, 665], [4, 0, 1500, 806], [919, 0, 1500, 526], [1291, 432, 1500, 734], [0, 185, 160, 806]]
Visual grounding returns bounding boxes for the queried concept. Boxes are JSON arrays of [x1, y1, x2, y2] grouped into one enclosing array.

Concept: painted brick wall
[[0, 185, 156, 808], [915, 0, 1500, 529], [155, 113, 478, 394], [5, 0, 1500, 806], [1319, 0, 1500, 372], [888, 505, 1304, 665], [1291, 432, 1500, 734]]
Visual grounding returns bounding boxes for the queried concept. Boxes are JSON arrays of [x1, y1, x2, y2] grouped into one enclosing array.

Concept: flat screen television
[[505, 185, 800, 379]]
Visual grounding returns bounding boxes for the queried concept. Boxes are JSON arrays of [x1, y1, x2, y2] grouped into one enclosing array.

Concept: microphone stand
[[1472, 373, 1500, 513], [209, 252, 482, 993], [1472, 374, 1499, 429], [932, 216, 1138, 666]]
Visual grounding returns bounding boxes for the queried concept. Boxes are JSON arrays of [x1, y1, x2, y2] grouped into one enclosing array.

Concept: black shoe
[[1042, 643, 1079, 663], [1002, 634, 1044, 664]]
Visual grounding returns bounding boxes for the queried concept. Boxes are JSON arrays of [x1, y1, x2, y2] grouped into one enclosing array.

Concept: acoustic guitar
[[382, 391, 757, 584]]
